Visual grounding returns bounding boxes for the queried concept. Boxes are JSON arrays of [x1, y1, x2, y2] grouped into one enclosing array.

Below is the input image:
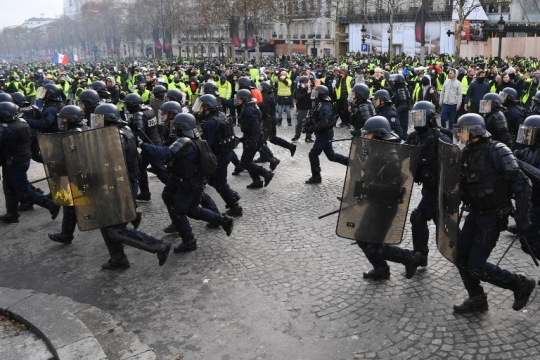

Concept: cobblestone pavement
[[1, 120, 540, 359]]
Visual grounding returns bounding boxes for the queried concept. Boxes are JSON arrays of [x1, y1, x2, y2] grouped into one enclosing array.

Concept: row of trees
[[0, 0, 510, 66]]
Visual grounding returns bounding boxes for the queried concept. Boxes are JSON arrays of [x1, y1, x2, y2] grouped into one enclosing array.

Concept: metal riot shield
[[89, 113, 105, 129], [62, 126, 137, 231], [336, 137, 420, 244], [436, 139, 461, 263], [150, 98, 164, 124], [37, 133, 73, 206]]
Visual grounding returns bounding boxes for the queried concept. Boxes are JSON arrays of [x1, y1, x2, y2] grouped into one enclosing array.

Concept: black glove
[[515, 216, 532, 232]]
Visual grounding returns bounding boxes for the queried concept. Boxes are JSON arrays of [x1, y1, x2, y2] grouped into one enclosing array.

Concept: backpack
[[192, 138, 218, 176], [213, 113, 236, 155]]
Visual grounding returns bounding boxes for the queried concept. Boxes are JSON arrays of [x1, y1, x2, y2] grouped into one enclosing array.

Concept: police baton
[[318, 209, 340, 219], [496, 233, 539, 267], [137, 130, 155, 145], [29, 177, 48, 185], [331, 138, 353, 142]]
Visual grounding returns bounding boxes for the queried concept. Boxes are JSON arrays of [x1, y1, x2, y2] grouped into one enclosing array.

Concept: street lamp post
[[361, 24, 367, 55], [312, 34, 316, 56], [178, 39, 182, 60], [387, 25, 392, 56], [497, 15, 505, 59], [218, 38, 222, 62]]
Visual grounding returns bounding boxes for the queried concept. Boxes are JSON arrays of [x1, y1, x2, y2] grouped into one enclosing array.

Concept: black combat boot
[[226, 203, 243, 217], [289, 144, 297, 157], [305, 137, 313, 143], [512, 274, 536, 311], [404, 252, 422, 279], [287, 118, 292, 126], [453, 293, 489, 313], [269, 158, 280, 171], [277, 118, 283, 126], [363, 266, 391, 280], [136, 192, 151, 201], [232, 166, 245, 175], [18, 202, 34, 211], [157, 242, 172, 266], [101, 250, 130, 270], [0, 213, 20, 224], [263, 171, 274, 187], [48, 233, 74, 244], [174, 239, 198, 253], [163, 223, 177, 233], [246, 180, 264, 189], [131, 211, 142, 229], [291, 136, 299, 142], [305, 176, 322, 184], [221, 215, 234, 236]]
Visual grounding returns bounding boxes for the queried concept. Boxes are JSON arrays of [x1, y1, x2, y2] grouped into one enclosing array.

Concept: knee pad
[[469, 266, 488, 281]]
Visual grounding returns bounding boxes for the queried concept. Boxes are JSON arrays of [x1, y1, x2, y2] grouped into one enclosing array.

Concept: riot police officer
[[531, 91, 540, 116], [304, 85, 349, 184], [194, 94, 243, 217], [91, 103, 172, 270], [140, 113, 234, 253], [480, 92, 513, 148], [405, 101, 452, 266], [389, 74, 412, 139], [47, 105, 89, 244], [235, 89, 274, 189], [78, 89, 101, 123], [0, 102, 60, 223], [452, 113, 535, 313], [513, 115, 540, 259], [124, 93, 169, 201], [349, 84, 374, 137], [372, 89, 403, 139], [356, 116, 422, 280], [500, 87, 526, 143], [26, 84, 64, 134]]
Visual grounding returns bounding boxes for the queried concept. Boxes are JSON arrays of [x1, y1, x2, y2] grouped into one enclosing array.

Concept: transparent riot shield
[[89, 113, 105, 129], [150, 98, 164, 123], [37, 133, 73, 206], [62, 126, 137, 231], [336, 137, 420, 244], [436, 139, 461, 263]]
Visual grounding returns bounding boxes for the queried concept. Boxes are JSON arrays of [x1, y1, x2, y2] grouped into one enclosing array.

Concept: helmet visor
[[478, 100, 492, 114], [310, 89, 319, 100], [516, 124, 539, 145], [408, 110, 427, 132], [498, 91, 509, 104], [191, 98, 203, 114], [90, 113, 105, 129], [37, 87, 47, 100], [57, 116, 68, 131], [453, 125, 472, 147]]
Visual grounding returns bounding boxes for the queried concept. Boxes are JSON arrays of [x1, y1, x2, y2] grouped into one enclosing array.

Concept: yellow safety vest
[[218, 81, 232, 100], [277, 81, 291, 97], [336, 76, 353, 99]]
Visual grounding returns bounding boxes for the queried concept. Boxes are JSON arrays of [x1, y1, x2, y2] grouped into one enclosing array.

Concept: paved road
[[1, 123, 540, 360]]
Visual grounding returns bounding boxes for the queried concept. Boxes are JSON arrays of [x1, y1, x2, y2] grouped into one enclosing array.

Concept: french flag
[[53, 52, 68, 64], [72, 54, 81, 62]]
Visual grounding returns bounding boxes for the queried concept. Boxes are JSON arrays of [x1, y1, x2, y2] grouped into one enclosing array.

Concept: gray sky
[[1, 0, 64, 29]]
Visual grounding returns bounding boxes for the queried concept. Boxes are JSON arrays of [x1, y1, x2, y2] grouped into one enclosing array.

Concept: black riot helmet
[[259, 82, 273, 94], [516, 115, 540, 146], [160, 101, 183, 122], [94, 103, 124, 126], [0, 93, 14, 103], [389, 74, 406, 85], [124, 93, 143, 113], [0, 102, 18, 122], [481, 92, 502, 112], [238, 76, 253, 89], [311, 85, 331, 102], [201, 82, 219, 97], [11, 92, 27, 106], [454, 113, 490, 146], [90, 80, 107, 93], [171, 113, 199, 138], [362, 116, 399, 141], [373, 89, 391, 107], [410, 101, 438, 130], [165, 89, 183, 103], [57, 105, 85, 125], [351, 84, 370, 101], [235, 89, 253, 104], [44, 84, 63, 101], [499, 87, 518, 105], [193, 94, 220, 114], [78, 89, 100, 113], [533, 91, 540, 109], [153, 85, 167, 100]]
